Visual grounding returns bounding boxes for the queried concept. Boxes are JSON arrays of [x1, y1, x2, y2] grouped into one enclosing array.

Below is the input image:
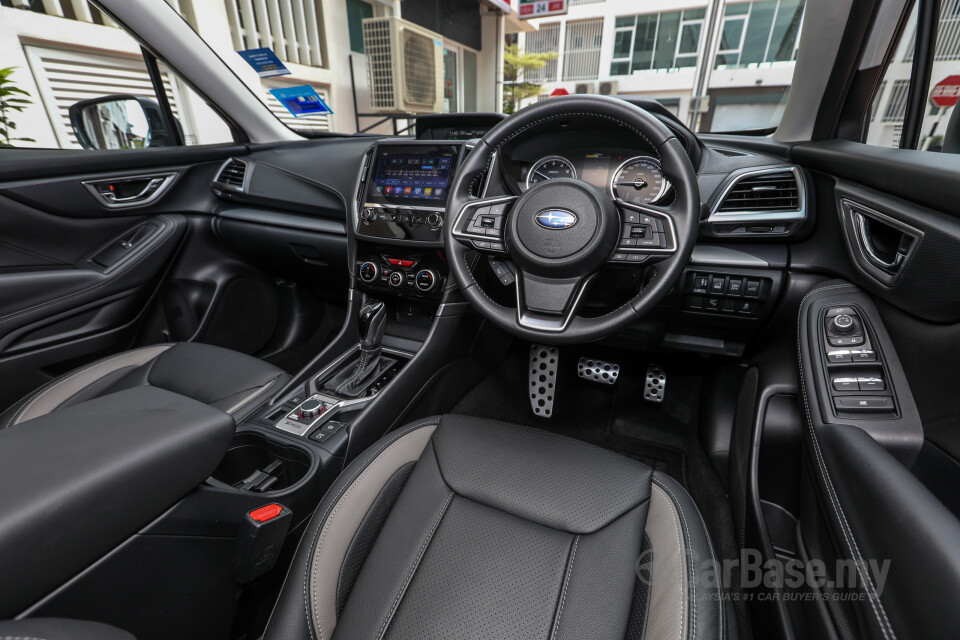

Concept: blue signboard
[[269, 86, 333, 117], [237, 48, 290, 77]]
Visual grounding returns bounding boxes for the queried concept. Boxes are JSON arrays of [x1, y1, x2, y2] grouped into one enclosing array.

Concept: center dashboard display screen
[[367, 145, 460, 207]]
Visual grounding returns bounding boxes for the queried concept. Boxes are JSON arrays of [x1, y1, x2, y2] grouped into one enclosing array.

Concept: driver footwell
[[452, 341, 750, 638]]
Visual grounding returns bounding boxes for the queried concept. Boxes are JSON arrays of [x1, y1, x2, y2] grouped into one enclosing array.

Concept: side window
[[0, 0, 234, 149], [866, 0, 960, 151]]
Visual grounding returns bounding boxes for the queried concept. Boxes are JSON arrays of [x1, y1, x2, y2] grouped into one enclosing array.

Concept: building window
[[610, 9, 704, 75], [570, 0, 604, 5], [563, 18, 603, 81], [936, 0, 960, 60], [347, 0, 374, 54], [525, 22, 560, 83], [883, 79, 911, 123], [714, 0, 805, 69]]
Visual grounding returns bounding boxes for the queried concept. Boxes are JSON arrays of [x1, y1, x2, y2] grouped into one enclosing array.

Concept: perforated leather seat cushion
[[263, 415, 725, 640]]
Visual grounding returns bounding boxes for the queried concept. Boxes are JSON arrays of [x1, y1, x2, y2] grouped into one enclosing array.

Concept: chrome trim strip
[[689, 245, 769, 268], [706, 165, 806, 225]]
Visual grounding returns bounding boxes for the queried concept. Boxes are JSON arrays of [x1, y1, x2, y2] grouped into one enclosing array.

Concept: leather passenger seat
[[0, 342, 289, 429]]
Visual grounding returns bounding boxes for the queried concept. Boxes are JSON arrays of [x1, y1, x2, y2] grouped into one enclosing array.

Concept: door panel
[[0, 150, 241, 412], [792, 140, 960, 640]]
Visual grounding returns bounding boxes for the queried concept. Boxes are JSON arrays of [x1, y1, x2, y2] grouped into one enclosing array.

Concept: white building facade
[[516, 0, 806, 133], [0, 0, 508, 147]]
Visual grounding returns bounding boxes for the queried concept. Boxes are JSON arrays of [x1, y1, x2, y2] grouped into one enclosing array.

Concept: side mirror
[[68, 95, 182, 150]]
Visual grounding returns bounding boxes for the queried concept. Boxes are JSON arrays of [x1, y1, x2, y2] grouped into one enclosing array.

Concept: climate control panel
[[356, 249, 446, 299]]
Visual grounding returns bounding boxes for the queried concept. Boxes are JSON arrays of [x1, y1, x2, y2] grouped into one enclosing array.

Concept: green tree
[[0, 67, 35, 147], [502, 43, 558, 115]]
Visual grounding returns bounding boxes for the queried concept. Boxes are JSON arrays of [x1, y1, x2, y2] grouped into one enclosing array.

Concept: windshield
[[179, 0, 805, 137]]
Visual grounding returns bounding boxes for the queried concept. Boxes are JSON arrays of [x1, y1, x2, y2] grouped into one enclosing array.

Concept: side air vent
[[216, 159, 247, 189], [716, 168, 800, 213]]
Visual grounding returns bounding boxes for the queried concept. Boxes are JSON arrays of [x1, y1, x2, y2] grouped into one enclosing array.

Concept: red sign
[[519, 0, 568, 18], [549, 88, 570, 97], [931, 75, 960, 108]]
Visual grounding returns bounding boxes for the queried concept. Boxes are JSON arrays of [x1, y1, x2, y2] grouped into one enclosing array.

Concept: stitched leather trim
[[548, 535, 579, 640], [797, 283, 896, 640], [6, 344, 172, 428], [225, 374, 282, 416], [307, 422, 438, 640], [645, 483, 688, 640]]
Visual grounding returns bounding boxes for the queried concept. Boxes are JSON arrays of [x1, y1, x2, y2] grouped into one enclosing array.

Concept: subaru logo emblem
[[535, 209, 578, 230]]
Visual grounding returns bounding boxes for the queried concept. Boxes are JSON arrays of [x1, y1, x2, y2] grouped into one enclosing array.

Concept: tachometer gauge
[[526, 156, 576, 188], [610, 157, 670, 205]]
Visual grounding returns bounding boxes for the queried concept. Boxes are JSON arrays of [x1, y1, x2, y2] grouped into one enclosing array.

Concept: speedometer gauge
[[526, 156, 576, 188], [610, 157, 670, 205]]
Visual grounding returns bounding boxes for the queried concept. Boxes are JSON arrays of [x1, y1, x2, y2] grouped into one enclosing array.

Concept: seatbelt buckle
[[234, 503, 292, 584]]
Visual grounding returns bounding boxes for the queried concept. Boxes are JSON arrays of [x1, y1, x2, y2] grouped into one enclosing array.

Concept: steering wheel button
[[473, 240, 490, 249], [489, 203, 508, 216]]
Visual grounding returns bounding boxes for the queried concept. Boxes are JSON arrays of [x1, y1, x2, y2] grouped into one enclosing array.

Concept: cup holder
[[212, 432, 311, 492]]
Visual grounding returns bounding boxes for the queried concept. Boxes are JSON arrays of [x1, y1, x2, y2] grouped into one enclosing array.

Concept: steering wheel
[[445, 95, 700, 344]]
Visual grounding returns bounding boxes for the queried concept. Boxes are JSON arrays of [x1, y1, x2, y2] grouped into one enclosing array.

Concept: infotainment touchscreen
[[365, 145, 460, 207]]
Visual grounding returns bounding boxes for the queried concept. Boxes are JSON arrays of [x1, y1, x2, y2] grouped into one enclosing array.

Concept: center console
[[352, 141, 470, 310]]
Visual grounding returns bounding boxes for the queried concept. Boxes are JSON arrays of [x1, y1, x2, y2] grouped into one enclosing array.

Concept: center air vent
[[717, 168, 800, 213], [216, 159, 247, 190]]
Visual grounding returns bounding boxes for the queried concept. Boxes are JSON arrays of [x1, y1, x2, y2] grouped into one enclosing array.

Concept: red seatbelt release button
[[249, 503, 283, 522]]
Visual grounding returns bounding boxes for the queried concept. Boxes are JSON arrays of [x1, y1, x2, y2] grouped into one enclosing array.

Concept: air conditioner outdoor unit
[[574, 82, 595, 94], [598, 80, 619, 96], [362, 16, 444, 114]]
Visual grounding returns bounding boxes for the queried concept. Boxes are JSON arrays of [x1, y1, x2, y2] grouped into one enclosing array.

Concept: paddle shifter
[[323, 299, 387, 398]]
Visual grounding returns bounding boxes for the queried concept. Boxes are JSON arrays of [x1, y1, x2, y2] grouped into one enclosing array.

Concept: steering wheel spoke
[[451, 195, 518, 254], [516, 272, 594, 333], [608, 199, 679, 266]]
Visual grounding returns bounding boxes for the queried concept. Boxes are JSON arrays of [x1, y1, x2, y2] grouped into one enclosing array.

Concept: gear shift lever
[[323, 300, 388, 398], [358, 300, 387, 349]]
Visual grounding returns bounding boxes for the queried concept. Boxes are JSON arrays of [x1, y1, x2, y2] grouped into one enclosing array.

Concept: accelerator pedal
[[577, 357, 620, 385], [529, 345, 558, 418], [644, 364, 666, 403]]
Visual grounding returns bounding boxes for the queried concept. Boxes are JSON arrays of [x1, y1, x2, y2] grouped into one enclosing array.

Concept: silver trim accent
[[608, 156, 671, 205], [480, 149, 498, 198], [525, 155, 577, 189], [83, 172, 178, 209], [851, 210, 905, 272], [213, 158, 249, 193], [515, 273, 596, 332], [706, 166, 806, 225], [689, 245, 770, 268]]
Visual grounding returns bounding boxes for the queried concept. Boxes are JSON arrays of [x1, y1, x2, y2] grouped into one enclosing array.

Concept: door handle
[[83, 172, 177, 209], [100, 178, 165, 203], [851, 211, 906, 273]]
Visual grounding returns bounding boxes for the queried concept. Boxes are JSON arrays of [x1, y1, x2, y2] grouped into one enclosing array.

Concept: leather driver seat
[[0, 342, 288, 429], [264, 415, 725, 640]]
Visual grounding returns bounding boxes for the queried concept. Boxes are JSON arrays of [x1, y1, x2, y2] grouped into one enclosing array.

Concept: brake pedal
[[644, 364, 666, 403], [577, 357, 620, 385], [529, 345, 558, 418]]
